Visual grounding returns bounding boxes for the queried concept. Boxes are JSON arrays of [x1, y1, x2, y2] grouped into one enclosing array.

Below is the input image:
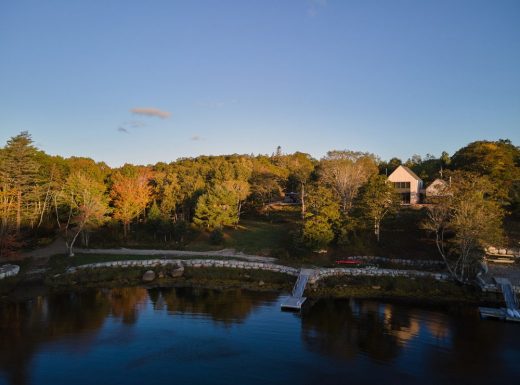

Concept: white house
[[387, 165, 423, 204]]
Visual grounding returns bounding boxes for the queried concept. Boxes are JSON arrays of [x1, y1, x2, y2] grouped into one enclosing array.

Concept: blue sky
[[1, 0, 519, 166]]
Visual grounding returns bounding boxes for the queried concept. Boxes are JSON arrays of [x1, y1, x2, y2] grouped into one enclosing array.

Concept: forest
[[1, 132, 519, 281]]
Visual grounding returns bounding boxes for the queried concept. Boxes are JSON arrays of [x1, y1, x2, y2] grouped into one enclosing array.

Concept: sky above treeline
[[1, 0, 519, 166]]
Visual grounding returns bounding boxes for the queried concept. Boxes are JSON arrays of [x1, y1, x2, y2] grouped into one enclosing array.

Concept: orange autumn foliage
[[111, 170, 151, 237]]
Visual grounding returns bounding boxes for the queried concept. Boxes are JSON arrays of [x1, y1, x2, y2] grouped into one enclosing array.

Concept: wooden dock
[[281, 269, 315, 311], [480, 277, 520, 323]]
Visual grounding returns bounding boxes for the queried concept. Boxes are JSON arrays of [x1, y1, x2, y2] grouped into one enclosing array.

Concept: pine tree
[[193, 186, 238, 230], [302, 185, 340, 249], [0, 131, 40, 234]]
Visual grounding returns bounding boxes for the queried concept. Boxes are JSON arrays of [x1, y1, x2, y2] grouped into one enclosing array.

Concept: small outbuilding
[[425, 178, 450, 198]]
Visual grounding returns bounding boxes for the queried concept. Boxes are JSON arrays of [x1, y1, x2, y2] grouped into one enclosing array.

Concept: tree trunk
[[434, 229, 462, 284], [67, 226, 83, 257], [37, 185, 51, 228], [300, 182, 305, 219], [16, 190, 21, 234], [374, 219, 380, 243], [237, 200, 242, 224]]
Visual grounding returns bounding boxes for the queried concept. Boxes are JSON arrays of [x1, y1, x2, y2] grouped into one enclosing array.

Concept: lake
[[1, 287, 519, 385]]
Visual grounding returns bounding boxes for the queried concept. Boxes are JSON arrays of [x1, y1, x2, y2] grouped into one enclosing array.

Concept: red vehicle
[[335, 259, 362, 265]]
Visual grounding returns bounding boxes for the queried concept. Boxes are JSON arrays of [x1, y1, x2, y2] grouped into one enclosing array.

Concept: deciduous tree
[[424, 171, 504, 283], [111, 169, 152, 238], [62, 172, 109, 256], [320, 150, 378, 214], [355, 175, 400, 243]]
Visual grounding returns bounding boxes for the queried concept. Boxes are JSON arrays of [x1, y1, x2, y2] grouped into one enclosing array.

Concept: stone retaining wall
[[311, 267, 448, 283], [0, 264, 20, 280], [337, 256, 444, 266], [68, 259, 300, 276], [67, 259, 448, 282]]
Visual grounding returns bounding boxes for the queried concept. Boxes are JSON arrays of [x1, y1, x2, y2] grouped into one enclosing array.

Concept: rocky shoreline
[[66, 258, 449, 283]]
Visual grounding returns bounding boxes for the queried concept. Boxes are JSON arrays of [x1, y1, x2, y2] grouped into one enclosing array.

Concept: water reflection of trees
[[301, 299, 398, 362], [0, 287, 148, 385], [426, 310, 518, 382], [301, 298, 516, 382], [301, 299, 451, 363], [149, 287, 277, 326], [0, 287, 275, 384]]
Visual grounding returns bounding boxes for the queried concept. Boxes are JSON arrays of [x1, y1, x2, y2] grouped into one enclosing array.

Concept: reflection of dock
[[281, 269, 314, 311], [480, 277, 520, 323], [479, 307, 520, 322]]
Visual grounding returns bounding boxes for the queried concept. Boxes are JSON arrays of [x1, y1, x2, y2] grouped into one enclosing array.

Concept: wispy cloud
[[131, 107, 171, 119], [116, 120, 147, 134], [307, 0, 327, 17], [196, 99, 238, 109]]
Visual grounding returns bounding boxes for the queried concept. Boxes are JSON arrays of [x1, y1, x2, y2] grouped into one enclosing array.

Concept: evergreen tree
[[0, 132, 40, 234], [302, 185, 340, 249], [193, 186, 239, 230]]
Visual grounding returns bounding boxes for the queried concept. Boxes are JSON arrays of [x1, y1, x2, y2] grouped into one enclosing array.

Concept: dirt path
[[77, 247, 277, 263], [21, 238, 68, 260], [20, 239, 277, 263]]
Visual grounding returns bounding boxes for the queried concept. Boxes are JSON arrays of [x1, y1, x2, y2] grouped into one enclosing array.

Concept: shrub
[[209, 228, 224, 245]]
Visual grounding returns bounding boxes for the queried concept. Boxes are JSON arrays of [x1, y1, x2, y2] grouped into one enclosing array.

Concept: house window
[[393, 182, 410, 189], [401, 192, 411, 204]]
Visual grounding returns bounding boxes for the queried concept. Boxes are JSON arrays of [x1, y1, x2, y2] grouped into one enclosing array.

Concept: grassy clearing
[[185, 218, 298, 255], [83, 205, 301, 257], [184, 205, 301, 255]]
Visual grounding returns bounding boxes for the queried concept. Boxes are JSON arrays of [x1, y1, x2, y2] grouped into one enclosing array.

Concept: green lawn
[[185, 219, 298, 255]]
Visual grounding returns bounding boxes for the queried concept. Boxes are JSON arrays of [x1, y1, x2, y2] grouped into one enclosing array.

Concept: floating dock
[[281, 269, 314, 311], [479, 277, 520, 323]]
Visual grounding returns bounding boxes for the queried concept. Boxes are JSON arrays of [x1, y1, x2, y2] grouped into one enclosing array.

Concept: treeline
[[0, 132, 519, 261]]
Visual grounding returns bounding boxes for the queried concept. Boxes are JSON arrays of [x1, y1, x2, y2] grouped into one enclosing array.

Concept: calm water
[[1, 287, 519, 385]]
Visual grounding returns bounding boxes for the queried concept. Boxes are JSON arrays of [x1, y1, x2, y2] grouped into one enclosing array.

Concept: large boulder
[[170, 265, 184, 278], [142, 270, 156, 282]]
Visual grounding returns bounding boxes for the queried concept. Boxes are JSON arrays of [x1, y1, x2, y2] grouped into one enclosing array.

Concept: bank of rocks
[[67, 259, 299, 277], [0, 264, 20, 280], [337, 256, 445, 267], [311, 267, 448, 283], [66, 259, 448, 283]]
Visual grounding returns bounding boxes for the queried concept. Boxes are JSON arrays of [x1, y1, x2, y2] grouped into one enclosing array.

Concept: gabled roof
[[428, 178, 448, 187], [389, 165, 422, 181]]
